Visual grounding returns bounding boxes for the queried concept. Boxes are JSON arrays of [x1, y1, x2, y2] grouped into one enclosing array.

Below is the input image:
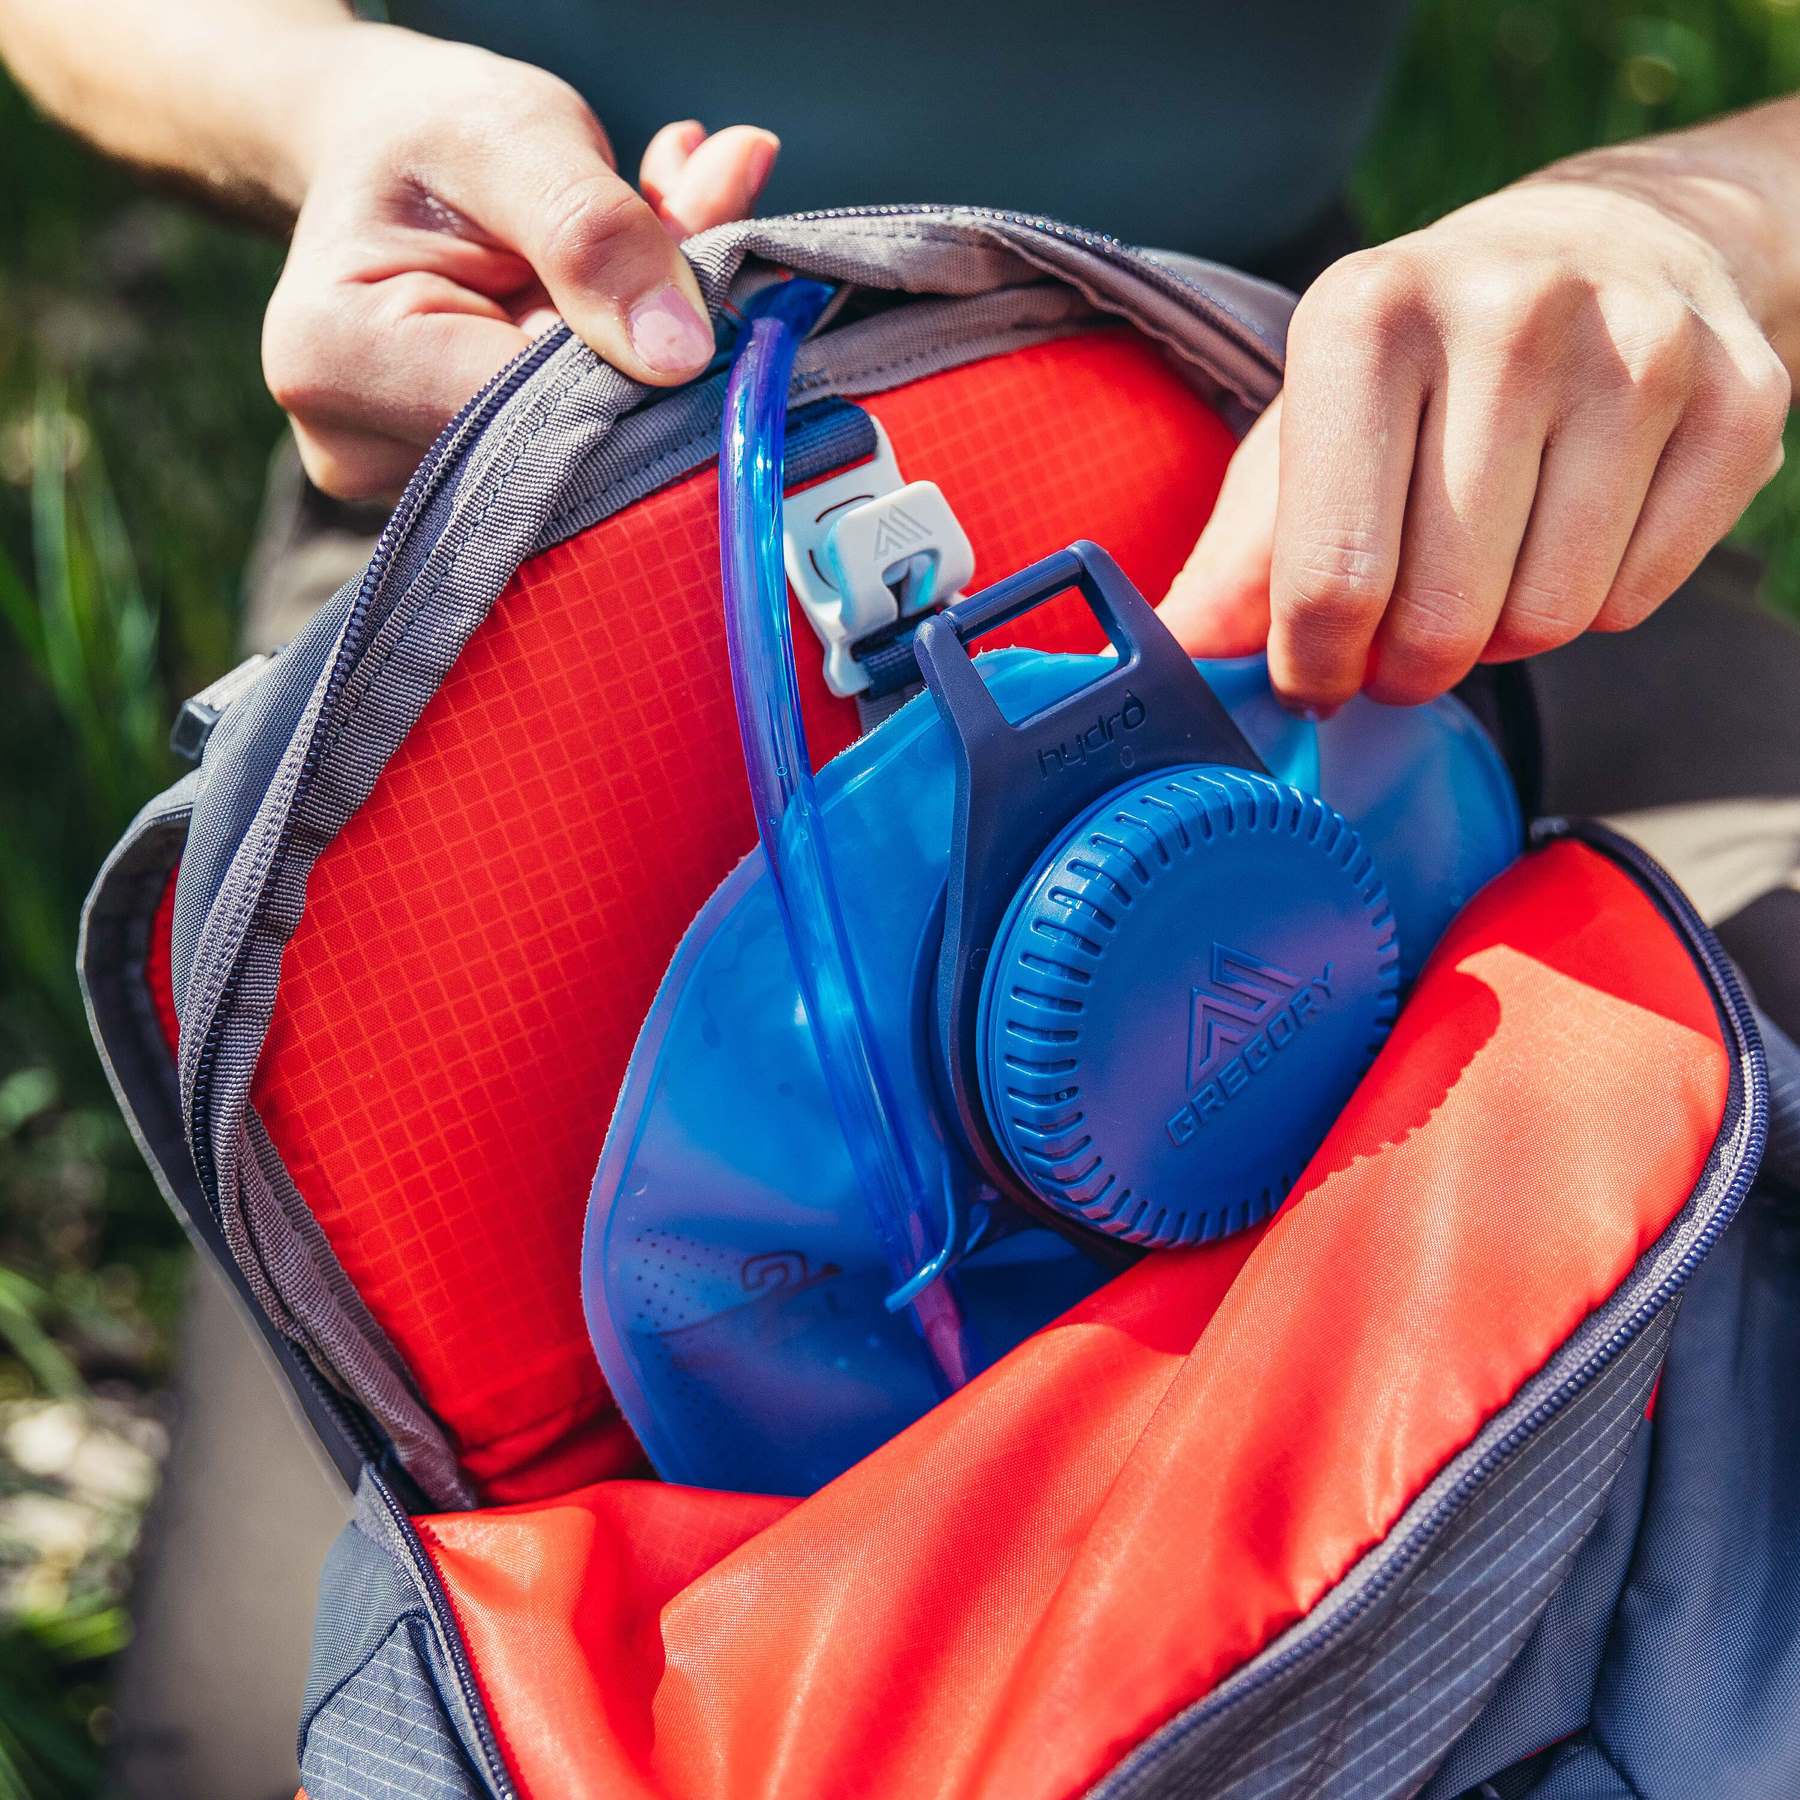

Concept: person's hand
[[1160, 175, 1790, 710], [262, 26, 777, 500]]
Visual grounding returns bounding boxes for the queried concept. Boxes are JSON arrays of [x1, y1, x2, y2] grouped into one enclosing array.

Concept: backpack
[[80, 207, 1800, 1800]]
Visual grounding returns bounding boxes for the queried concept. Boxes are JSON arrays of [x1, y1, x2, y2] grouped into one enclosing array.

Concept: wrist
[[141, 12, 369, 223], [251, 17, 394, 213]]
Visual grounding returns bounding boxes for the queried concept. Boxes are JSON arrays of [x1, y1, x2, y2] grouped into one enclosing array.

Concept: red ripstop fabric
[[245, 331, 1240, 1499], [414, 842, 1730, 1800]]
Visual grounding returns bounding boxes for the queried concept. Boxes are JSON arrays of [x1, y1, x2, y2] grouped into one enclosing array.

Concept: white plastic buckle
[[783, 420, 975, 697]]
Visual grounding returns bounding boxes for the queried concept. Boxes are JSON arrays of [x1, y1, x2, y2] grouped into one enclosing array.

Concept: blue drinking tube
[[717, 281, 977, 1394]]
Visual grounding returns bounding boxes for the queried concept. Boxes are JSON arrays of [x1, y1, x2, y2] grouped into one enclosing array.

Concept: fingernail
[[1282, 697, 1339, 722], [628, 283, 712, 376], [745, 134, 778, 198]]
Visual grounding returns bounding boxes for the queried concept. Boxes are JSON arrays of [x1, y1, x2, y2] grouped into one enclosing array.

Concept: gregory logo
[[1036, 691, 1147, 778], [870, 504, 931, 563], [1166, 945, 1335, 1145]]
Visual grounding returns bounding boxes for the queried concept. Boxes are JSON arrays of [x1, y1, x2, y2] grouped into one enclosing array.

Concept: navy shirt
[[390, 1, 1411, 269]]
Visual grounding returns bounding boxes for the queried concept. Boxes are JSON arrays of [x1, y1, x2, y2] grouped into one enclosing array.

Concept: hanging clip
[[783, 419, 975, 697]]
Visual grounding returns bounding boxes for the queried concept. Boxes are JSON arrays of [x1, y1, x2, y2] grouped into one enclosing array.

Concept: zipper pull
[[169, 649, 277, 763]]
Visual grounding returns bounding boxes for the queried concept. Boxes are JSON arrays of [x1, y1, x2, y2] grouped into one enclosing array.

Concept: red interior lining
[[146, 867, 181, 1055], [417, 842, 1729, 1800], [248, 332, 1239, 1498]]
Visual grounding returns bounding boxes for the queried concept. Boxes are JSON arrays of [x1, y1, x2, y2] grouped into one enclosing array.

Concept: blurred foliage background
[[1, 0, 1799, 1793], [0, 56, 282, 1799]]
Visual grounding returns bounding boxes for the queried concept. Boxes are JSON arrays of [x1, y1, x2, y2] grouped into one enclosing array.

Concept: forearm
[[1534, 94, 1800, 380], [0, 0, 354, 221]]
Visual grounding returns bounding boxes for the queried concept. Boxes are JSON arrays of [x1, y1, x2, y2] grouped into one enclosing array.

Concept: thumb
[[449, 104, 716, 386], [641, 123, 780, 239], [1158, 395, 1282, 656]]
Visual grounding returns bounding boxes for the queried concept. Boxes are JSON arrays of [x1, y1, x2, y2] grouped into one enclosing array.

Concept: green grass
[[1, 4, 1799, 1792]]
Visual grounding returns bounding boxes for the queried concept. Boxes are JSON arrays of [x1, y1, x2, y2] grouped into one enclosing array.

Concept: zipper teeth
[[121, 802, 389, 1485], [293, 1333, 385, 1468], [186, 330, 565, 1211], [347, 818, 1751, 1800], [367, 1470, 519, 1800], [1108, 817, 1768, 1786]]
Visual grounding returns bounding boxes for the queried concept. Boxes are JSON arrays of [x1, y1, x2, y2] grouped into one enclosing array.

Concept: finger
[[639, 119, 708, 226], [1158, 396, 1280, 656], [1267, 264, 1428, 710], [1480, 399, 1675, 664], [1595, 346, 1789, 632], [654, 125, 780, 239], [289, 418, 425, 504], [503, 276, 560, 337], [265, 271, 531, 448], [447, 110, 715, 384], [1364, 373, 1546, 704]]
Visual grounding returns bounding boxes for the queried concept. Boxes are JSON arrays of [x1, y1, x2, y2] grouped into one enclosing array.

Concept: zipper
[[1100, 815, 1768, 1795], [95, 790, 398, 1487], [364, 1468, 520, 1800], [184, 327, 568, 1215]]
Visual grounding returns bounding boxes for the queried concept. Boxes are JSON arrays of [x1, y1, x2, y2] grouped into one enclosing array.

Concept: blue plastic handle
[[914, 539, 1268, 1211]]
